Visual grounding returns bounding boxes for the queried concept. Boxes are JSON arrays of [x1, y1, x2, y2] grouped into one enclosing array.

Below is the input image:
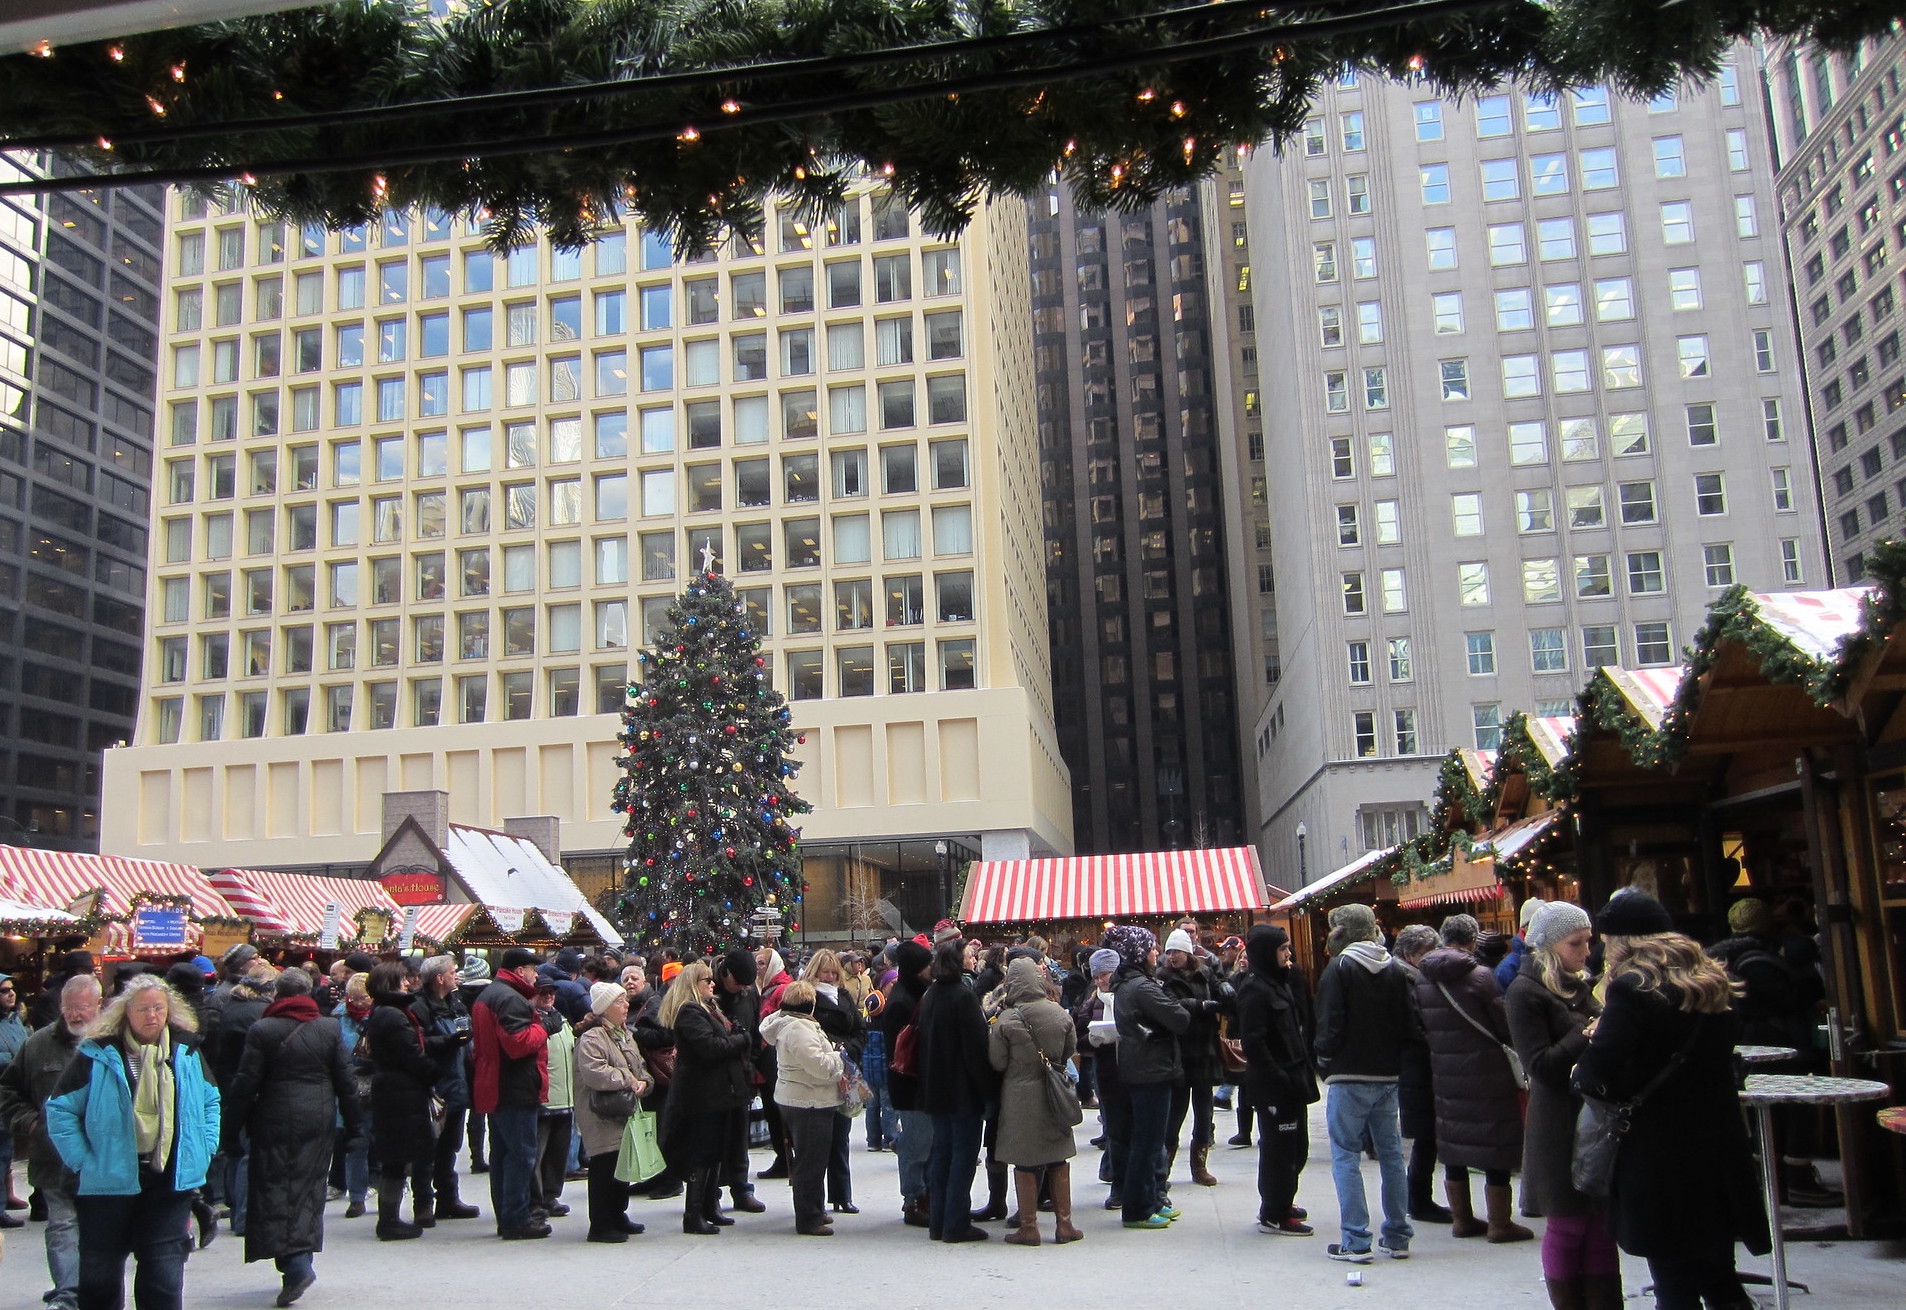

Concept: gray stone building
[[1240, 58, 1828, 883]]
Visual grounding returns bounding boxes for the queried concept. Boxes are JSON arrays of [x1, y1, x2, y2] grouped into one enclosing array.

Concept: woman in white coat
[[758, 982, 844, 1236]]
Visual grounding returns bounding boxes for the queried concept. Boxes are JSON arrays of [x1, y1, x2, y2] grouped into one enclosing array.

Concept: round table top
[[1740, 1073, 1891, 1105], [1736, 1045, 1799, 1064], [1879, 1106, 1906, 1136]]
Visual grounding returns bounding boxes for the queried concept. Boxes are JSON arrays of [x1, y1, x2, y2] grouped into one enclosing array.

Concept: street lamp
[[1296, 821, 1309, 887]]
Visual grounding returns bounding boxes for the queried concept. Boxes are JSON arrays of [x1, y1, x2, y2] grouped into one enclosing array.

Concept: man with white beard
[[0, 973, 104, 1310]]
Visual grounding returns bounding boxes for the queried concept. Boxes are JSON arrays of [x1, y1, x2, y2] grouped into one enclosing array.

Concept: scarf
[[125, 1028, 176, 1173]]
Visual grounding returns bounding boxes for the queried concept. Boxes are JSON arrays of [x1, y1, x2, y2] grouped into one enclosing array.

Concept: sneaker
[[1377, 1239, 1410, 1259], [1122, 1214, 1172, 1230], [1259, 1218, 1313, 1236], [1154, 1203, 1181, 1221], [1327, 1243, 1374, 1264]]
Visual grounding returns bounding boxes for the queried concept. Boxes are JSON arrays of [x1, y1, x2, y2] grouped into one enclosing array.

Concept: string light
[[29, 40, 52, 58], [146, 97, 167, 117], [107, 46, 124, 62], [720, 99, 740, 114], [677, 125, 700, 141], [169, 63, 186, 81]]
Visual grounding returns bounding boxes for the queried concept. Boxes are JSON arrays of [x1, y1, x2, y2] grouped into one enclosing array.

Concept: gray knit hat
[[1527, 900, 1592, 951]]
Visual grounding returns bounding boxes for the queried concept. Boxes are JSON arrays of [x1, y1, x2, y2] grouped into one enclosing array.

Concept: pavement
[[3, 1107, 1900, 1310]]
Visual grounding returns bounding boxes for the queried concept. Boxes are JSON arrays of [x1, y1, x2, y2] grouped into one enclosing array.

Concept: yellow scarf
[[125, 1028, 175, 1174]]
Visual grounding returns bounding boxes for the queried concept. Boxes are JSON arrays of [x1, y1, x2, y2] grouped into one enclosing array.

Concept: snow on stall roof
[[1747, 587, 1873, 664], [442, 825, 622, 946]]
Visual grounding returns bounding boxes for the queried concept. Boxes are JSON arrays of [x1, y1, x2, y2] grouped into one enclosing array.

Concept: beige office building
[[101, 182, 1071, 930]]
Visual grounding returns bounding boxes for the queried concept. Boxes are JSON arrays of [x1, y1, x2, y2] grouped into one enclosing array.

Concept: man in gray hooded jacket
[[1312, 903, 1424, 1264]]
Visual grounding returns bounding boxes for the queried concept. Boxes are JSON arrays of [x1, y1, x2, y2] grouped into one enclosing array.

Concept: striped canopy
[[959, 847, 1274, 925], [205, 868, 401, 938], [0, 847, 237, 922]]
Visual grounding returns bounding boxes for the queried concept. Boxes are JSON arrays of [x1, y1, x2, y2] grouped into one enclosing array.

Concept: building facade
[[1764, 34, 1906, 583], [1, 156, 163, 851], [1245, 58, 1829, 883], [1030, 184, 1244, 853], [100, 183, 1071, 933]]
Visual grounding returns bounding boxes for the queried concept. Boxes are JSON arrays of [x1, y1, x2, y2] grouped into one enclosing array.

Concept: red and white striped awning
[[959, 847, 1276, 925], [0, 847, 237, 922], [205, 869, 402, 938]]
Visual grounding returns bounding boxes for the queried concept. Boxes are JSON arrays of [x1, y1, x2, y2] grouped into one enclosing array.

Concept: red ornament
[[687, 808, 698, 818], [725, 847, 736, 858], [754, 656, 764, 667], [743, 876, 754, 886], [644, 858, 656, 866], [724, 725, 736, 735], [797, 735, 807, 744]]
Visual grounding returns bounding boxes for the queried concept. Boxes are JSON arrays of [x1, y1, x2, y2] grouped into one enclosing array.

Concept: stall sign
[[380, 867, 446, 905], [131, 907, 187, 951]]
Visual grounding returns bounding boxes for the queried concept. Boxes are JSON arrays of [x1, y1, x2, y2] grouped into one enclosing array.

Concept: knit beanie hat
[[457, 956, 491, 984], [1102, 925, 1156, 971], [1526, 900, 1592, 951], [1163, 928, 1197, 956], [1518, 897, 1546, 931], [1727, 897, 1772, 936], [1088, 948, 1120, 977], [588, 981, 625, 1016], [1325, 902, 1380, 955], [660, 961, 683, 983], [1597, 889, 1674, 937]]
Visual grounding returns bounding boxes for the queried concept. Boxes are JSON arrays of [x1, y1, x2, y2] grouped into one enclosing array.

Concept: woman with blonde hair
[[758, 980, 845, 1235], [1506, 902, 1620, 1310], [44, 974, 221, 1310], [658, 960, 752, 1234], [1573, 891, 1767, 1310]]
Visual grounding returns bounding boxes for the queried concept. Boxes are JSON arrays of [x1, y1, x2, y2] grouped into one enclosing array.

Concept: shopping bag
[[614, 1104, 667, 1183]]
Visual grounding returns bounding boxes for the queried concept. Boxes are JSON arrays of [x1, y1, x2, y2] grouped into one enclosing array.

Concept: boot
[[1484, 1184, 1534, 1243], [702, 1180, 735, 1227], [902, 1194, 931, 1228], [1050, 1163, 1082, 1244], [375, 1179, 421, 1241], [413, 1200, 436, 1229], [1579, 1275, 1624, 1310], [1002, 1171, 1041, 1246], [1544, 1279, 1587, 1310], [681, 1170, 719, 1235], [971, 1162, 1008, 1222], [1190, 1144, 1217, 1187], [437, 1179, 480, 1220], [1409, 1158, 1452, 1223], [730, 1186, 766, 1213], [1445, 1177, 1487, 1239]]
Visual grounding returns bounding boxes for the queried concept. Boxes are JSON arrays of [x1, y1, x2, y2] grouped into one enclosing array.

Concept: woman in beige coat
[[573, 982, 650, 1243], [987, 957, 1082, 1246], [758, 981, 846, 1236]]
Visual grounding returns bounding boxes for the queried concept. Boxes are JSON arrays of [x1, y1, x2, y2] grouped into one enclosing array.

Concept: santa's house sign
[[380, 866, 446, 905]]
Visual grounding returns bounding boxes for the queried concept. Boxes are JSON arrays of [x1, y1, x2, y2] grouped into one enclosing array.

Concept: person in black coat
[[1573, 892, 1767, 1310], [878, 940, 934, 1226], [410, 956, 479, 1222], [204, 965, 274, 1239], [1109, 924, 1192, 1228], [713, 949, 769, 1216], [916, 939, 997, 1242], [1234, 925, 1318, 1235], [1390, 924, 1447, 1223], [658, 960, 753, 1235], [223, 968, 359, 1307], [1157, 928, 1228, 1189], [362, 962, 439, 1242]]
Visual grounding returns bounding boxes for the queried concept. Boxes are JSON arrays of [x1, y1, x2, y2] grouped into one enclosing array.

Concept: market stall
[[0, 846, 246, 958]]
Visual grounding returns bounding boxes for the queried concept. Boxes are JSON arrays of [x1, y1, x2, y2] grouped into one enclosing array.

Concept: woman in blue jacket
[[44, 973, 221, 1310]]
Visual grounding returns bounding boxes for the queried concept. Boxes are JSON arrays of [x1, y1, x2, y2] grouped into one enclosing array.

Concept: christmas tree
[[611, 562, 811, 955]]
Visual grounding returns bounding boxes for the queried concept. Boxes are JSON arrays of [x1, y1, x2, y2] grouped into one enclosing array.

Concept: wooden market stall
[[0, 846, 248, 962]]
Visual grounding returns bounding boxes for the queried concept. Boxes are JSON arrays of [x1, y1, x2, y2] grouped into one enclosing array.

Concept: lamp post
[[1296, 821, 1309, 887]]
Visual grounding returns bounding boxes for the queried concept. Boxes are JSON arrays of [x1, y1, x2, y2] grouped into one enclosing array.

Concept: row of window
[[1336, 472, 1763, 550]]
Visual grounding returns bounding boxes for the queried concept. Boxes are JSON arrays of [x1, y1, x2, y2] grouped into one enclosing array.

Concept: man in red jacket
[[471, 947, 552, 1240]]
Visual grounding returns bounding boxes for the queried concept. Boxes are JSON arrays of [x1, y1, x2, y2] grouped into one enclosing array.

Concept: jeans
[[342, 1120, 369, 1204], [864, 1084, 892, 1148], [925, 1111, 983, 1239], [1325, 1081, 1412, 1253], [273, 1251, 313, 1287], [75, 1173, 193, 1310], [224, 1134, 249, 1234], [1167, 1081, 1216, 1153], [487, 1106, 539, 1233], [1122, 1081, 1174, 1223], [826, 1110, 852, 1205], [891, 1109, 933, 1201], [44, 1182, 80, 1310], [785, 1105, 836, 1230], [1256, 1104, 1308, 1224]]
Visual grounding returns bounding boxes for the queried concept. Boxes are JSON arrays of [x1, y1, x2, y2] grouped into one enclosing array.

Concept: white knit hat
[[588, 981, 625, 1016], [1518, 897, 1547, 930], [1163, 928, 1197, 956]]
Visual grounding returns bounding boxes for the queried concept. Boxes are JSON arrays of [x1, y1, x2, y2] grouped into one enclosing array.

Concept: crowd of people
[[0, 887, 1807, 1310]]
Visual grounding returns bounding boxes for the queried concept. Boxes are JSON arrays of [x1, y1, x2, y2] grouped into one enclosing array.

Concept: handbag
[[643, 1044, 676, 1089], [589, 1085, 641, 1120], [889, 1016, 920, 1077], [1570, 1019, 1702, 1197], [1039, 1051, 1084, 1128], [837, 1061, 872, 1118], [613, 1105, 667, 1184], [1218, 1016, 1248, 1076], [1435, 980, 1529, 1090]]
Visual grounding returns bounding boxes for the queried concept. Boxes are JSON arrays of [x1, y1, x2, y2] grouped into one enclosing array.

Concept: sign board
[[542, 910, 575, 938], [319, 902, 342, 951], [198, 923, 252, 962], [398, 906, 420, 952], [380, 867, 446, 905], [489, 906, 526, 935], [131, 906, 188, 951]]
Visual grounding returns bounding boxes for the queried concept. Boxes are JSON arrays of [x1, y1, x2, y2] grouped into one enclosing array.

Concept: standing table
[[1738, 1074, 1891, 1310], [1736, 1045, 1798, 1065]]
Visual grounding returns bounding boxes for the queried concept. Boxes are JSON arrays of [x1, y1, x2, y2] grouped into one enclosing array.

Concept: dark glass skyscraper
[[0, 158, 163, 851], [1031, 186, 1242, 853]]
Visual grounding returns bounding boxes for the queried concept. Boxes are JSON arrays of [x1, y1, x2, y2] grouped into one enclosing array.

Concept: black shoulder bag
[[1570, 1017, 1701, 1198]]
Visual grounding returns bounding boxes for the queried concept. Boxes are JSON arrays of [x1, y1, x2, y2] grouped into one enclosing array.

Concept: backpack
[[860, 1028, 887, 1088]]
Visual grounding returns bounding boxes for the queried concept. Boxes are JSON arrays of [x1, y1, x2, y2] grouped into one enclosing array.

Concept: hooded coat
[[877, 940, 932, 1112], [204, 974, 273, 1089], [1313, 940, 1422, 1081], [364, 991, 440, 1170], [1504, 953, 1598, 1216], [1232, 928, 1318, 1114], [223, 995, 360, 1262], [1416, 947, 1524, 1172], [987, 959, 1078, 1166]]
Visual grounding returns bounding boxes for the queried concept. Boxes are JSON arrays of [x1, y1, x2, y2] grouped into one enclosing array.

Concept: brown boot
[[1190, 1144, 1217, 1187], [1484, 1184, 1535, 1243], [1579, 1275, 1624, 1310], [1544, 1279, 1586, 1310], [1050, 1163, 1082, 1243], [1445, 1177, 1487, 1239], [1002, 1170, 1041, 1246]]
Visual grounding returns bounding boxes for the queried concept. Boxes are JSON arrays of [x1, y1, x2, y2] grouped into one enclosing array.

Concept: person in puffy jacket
[[759, 981, 846, 1236], [1416, 914, 1530, 1244], [1157, 928, 1227, 1188], [363, 962, 440, 1243], [408, 956, 478, 1223], [572, 981, 651, 1243], [987, 958, 1081, 1247], [471, 947, 553, 1241], [44, 974, 221, 1310], [1108, 924, 1192, 1230], [1234, 925, 1318, 1236]]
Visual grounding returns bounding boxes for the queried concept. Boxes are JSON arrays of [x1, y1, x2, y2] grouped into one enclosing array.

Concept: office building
[[100, 182, 1070, 935], [1, 156, 163, 851], [1243, 59, 1828, 881], [1030, 184, 1244, 853]]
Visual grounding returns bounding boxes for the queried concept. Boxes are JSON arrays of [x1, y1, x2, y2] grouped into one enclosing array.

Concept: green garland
[[1819, 536, 1906, 701], [0, 0, 1890, 249]]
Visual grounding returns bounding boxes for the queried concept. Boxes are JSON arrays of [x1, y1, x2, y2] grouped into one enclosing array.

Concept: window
[[1308, 179, 1332, 220], [1481, 158, 1520, 202], [1771, 467, 1795, 511], [1703, 543, 1736, 587], [1516, 488, 1554, 533], [1458, 561, 1490, 606], [1660, 201, 1695, 244], [1341, 111, 1365, 151], [1781, 539, 1804, 584], [1363, 366, 1388, 409], [1502, 355, 1540, 397], [1357, 301, 1383, 344], [1686, 402, 1718, 446], [1318, 306, 1343, 348], [1432, 292, 1463, 335], [1601, 344, 1642, 388], [1668, 267, 1702, 311], [1735, 194, 1758, 238], [1336, 504, 1361, 546], [1473, 704, 1503, 751], [1545, 283, 1583, 326], [1634, 622, 1673, 666], [1754, 330, 1776, 374], [1626, 550, 1666, 594], [1476, 95, 1511, 138], [1394, 710, 1419, 756], [1530, 628, 1568, 673], [1346, 641, 1371, 685], [1324, 371, 1349, 413], [1421, 164, 1450, 205], [1353, 712, 1378, 758], [1743, 262, 1767, 306], [1494, 288, 1532, 331], [1374, 500, 1400, 544], [1522, 558, 1561, 603], [1553, 351, 1591, 393], [1440, 359, 1470, 401], [1351, 238, 1376, 279], [1445, 425, 1476, 468], [1618, 480, 1657, 523], [1488, 223, 1526, 265], [1726, 128, 1750, 172], [1580, 624, 1618, 669], [1426, 228, 1457, 270], [1580, 147, 1618, 189], [1611, 413, 1650, 456], [1387, 637, 1412, 683], [1341, 571, 1366, 615], [1451, 493, 1483, 536], [1574, 553, 1612, 597], [1415, 101, 1444, 141], [1694, 471, 1727, 515], [1653, 135, 1687, 178], [1586, 212, 1626, 255], [1595, 278, 1634, 321], [1466, 631, 1496, 675]]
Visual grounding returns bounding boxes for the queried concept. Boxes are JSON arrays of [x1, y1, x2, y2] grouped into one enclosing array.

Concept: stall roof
[[1526, 716, 1575, 769], [1746, 587, 1873, 664], [1602, 665, 1687, 732], [960, 847, 1278, 925], [0, 847, 237, 922], [1482, 810, 1563, 862], [206, 869, 401, 938], [1269, 847, 1392, 913], [443, 825, 622, 946], [0, 895, 81, 927]]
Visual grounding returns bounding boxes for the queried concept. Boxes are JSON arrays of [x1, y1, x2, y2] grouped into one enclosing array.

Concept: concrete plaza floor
[[3, 1107, 1899, 1309]]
